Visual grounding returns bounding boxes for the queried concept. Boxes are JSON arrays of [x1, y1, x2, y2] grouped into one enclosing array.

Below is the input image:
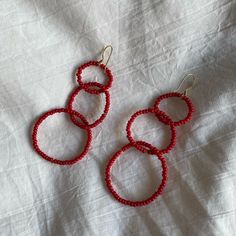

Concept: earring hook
[[98, 45, 113, 67], [175, 74, 197, 96]]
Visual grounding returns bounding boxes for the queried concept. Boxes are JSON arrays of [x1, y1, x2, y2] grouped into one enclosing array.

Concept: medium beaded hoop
[[68, 82, 110, 129], [126, 108, 176, 154], [105, 141, 168, 207]]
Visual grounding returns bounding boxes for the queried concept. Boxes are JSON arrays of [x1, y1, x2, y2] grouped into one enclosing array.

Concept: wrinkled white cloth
[[0, 0, 236, 235]]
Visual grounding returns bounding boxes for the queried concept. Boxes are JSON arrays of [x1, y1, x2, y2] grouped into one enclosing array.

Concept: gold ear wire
[[175, 74, 197, 96], [98, 45, 113, 67]]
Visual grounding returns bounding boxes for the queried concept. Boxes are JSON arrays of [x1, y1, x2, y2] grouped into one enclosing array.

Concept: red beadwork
[[105, 141, 168, 207], [32, 60, 114, 165], [32, 108, 92, 165], [76, 61, 113, 94], [68, 82, 110, 129], [154, 92, 194, 126], [105, 91, 194, 206], [126, 108, 176, 154]]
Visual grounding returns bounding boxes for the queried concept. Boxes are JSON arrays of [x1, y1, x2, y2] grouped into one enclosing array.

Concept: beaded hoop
[[68, 82, 110, 129], [105, 141, 167, 207], [32, 108, 92, 165], [76, 61, 113, 94], [126, 108, 176, 154], [154, 92, 194, 126]]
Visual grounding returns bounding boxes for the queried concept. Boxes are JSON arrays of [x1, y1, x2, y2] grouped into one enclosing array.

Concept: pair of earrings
[[32, 46, 195, 207]]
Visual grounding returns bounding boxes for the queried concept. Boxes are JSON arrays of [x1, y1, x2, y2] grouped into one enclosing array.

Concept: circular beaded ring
[[126, 108, 176, 154], [105, 141, 168, 207], [76, 61, 113, 94], [32, 108, 92, 165], [154, 92, 194, 126], [68, 82, 111, 129]]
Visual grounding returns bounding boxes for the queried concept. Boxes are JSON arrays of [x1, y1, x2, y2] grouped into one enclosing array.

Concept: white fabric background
[[0, 0, 236, 235]]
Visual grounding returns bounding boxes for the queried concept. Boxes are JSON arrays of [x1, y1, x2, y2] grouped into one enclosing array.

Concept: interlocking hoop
[[126, 108, 176, 154], [68, 82, 111, 129], [154, 92, 194, 126], [32, 50, 114, 165], [76, 61, 113, 94], [105, 141, 168, 207], [105, 90, 195, 206], [32, 108, 92, 165]]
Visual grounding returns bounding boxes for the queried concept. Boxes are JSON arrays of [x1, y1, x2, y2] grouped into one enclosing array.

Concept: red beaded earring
[[32, 45, 114, 165], [105, 75, 196, 207]]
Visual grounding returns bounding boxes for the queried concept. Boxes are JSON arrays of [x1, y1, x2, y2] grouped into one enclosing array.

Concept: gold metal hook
[[175, 74, 197, 96], [98, 45, 113, 67]]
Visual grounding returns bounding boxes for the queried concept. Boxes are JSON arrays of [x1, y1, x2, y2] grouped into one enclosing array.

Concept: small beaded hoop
[[76, 61, 113, 94], [32, 108, 92, 165], [154, 92, 194, 126], [126, 108, 176, 154], [68, 82, 110, 129], [105, 141, 168, 207]]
